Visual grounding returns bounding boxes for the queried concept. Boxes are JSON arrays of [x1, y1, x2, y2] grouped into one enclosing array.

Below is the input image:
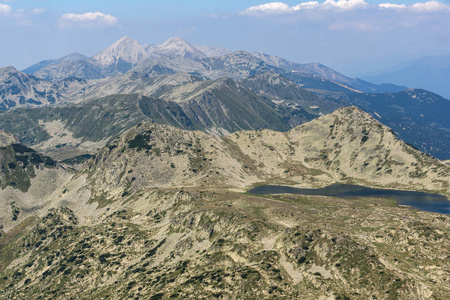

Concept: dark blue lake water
[[247, 184, 449, 215]]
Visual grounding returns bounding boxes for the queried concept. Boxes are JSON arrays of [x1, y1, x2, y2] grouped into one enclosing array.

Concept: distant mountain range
[[0, 36, 448, 159], [21, 36, 403, 93], [362, 55, 450, 100], [22, 37, 231, 80]]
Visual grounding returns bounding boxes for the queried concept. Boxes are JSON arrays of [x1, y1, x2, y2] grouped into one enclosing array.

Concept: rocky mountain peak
[[107, 36, 141, 49], [0, 66, 33, 85], [59, 52, 89, 63], [161, 36, 190, 47], [149, 36, 207, 59], [333, 105, 367, 117], [0, 65, 19, 76], [92, 36, 150, 68]]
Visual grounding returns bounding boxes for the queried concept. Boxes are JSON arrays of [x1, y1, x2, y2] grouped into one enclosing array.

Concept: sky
[[1, 0, 450, 76]]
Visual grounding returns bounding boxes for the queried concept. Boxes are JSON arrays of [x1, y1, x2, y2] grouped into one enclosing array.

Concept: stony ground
[[0, 188, 449, 299]]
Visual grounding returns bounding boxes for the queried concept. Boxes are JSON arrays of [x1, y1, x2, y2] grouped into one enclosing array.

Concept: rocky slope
[[0, 66, 62, 110], [22, 53, 89, 75], [86, 107, 449, 199], [0, 132, 73, 232], [33, 60, 103, 82], [0, 107, 448, 299], [1, 191, 448, 299], [2, 36, 448, 160], [241, 72, 345, 114], [341, 88, 450, 160], [193, 44, 230, 57]]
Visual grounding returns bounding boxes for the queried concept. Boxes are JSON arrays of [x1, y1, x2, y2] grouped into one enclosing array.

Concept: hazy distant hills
[[21, 36, 403, 94], [251, 52, 406, 94], [22, 36, 230, 81], [362, 55, 450, 99], [0, 66, 66, 109]]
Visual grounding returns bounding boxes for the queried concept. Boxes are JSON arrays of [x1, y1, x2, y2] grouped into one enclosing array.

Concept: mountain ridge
[[86, 106, 449, 196], [22, 52, 89, 74], [21, 36, 406, 95]]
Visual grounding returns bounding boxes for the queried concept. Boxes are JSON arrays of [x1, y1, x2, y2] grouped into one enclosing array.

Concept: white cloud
[[32, 8, 45, 15], [411, 1, 450, 11], [59, 12, 118, 29], [237, 1, 450, 34], [240, 0, 371, 15], [240, 2, 294, 15], [240, 0, 370, 15], [240, 1, 450, 16], [293, 2, 320, 10], [379, 1, 450, 12], [322, 0, 369, 11], [379, 3, 407, 10], [0, 3, 12, 15]]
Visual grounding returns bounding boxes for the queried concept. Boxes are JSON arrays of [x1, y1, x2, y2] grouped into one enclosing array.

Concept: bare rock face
[[0, 138, 73, 232], [0, 130, 18, 147]]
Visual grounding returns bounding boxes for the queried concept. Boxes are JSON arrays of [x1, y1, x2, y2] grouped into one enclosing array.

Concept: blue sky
[[1, 0, 450, 75]]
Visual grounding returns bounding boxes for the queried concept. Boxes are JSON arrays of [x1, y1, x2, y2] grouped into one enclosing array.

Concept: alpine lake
[[247, 184, 450, 215]]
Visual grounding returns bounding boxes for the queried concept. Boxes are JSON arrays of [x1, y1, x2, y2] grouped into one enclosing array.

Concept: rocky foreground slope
[[0, 107, 449, 299]]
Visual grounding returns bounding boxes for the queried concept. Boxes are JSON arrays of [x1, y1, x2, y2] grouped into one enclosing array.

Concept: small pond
[[247, 184, 449, 215]]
